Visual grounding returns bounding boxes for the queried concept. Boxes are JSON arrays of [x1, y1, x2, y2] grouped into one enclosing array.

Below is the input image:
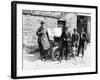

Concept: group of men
[[60, 27, 87, 61], [36, 21, 87, 61]]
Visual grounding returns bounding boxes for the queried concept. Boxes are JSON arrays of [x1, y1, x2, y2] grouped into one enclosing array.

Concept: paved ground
[[23, 44, 92, 70]]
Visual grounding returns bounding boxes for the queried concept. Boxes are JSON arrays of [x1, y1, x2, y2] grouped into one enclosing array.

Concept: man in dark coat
[[36, 21, 50, 60], [77, 28, 87, 57], [72, 29, 80, 48], [60, 27, 71, 61]]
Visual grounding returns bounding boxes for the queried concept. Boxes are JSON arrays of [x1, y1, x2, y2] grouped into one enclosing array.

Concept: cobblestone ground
[[23, 44, 92, 70]]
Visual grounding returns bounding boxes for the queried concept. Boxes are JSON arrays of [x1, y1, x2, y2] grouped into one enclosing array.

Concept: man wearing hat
[[60, 26, 71, 61], [65, 27, 71, 60], [71, 28, 80, 58], [36, 21, 50, 60], [77, 28, 87, 57]]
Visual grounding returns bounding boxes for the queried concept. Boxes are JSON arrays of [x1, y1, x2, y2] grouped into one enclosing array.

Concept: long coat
[[60, 31, 71, 52], [36, 27, 50, 50]]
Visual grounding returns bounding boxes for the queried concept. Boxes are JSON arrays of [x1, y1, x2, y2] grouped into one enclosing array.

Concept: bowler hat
[[40, 21, 44, 24]]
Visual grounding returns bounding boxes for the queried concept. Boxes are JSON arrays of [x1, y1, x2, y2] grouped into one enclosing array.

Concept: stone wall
[[60, 13, 77, 35], [23, 15, 57, 46], [22, 12, 77, 46]]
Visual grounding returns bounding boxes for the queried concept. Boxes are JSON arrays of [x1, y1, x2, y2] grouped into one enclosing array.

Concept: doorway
[[57, 20, 66, 32], [77, 15, 91, 43]]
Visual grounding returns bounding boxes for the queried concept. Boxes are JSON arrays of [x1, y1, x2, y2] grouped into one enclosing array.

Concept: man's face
[[65, 28, 68, 35], [65, 29, 67, 32], [65, 28, 68, 31]]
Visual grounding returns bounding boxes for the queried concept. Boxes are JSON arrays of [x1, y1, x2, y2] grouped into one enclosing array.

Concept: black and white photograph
[[22, 10, 92, 69], [11, 1, 97, 79]]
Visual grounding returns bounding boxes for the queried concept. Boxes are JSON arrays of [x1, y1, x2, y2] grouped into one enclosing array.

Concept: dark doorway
[[57, 20, 66, 32], [77, 16, 87, 33], [77, 15, 91, 43]]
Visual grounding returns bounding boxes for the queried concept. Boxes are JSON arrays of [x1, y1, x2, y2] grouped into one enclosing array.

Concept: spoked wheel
[[52, 46, 61, 61]]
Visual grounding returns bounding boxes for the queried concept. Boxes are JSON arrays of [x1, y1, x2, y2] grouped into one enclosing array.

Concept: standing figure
[[77, 28, 87, 57], [60, 27, 71, 61], [71, 29, 80, 53], [65, 27, 71, 60], [72, 29, 80, 46], [59, 30, 66, 61], [36, 21, 50, 60]]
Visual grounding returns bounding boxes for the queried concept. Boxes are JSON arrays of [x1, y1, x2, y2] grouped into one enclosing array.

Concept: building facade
[[22, 10, 91, 47]]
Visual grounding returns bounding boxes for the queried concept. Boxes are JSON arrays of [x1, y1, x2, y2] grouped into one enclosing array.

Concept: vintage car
[[46, 28, 79, 61]]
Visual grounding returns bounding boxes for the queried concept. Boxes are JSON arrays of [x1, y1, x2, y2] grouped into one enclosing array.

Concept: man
[[77, 28, 87, 57], [60, 27, 71, 61], [36, 21, 50, 60], [65, 27, 71, 60], [72, 29, 80, 48]]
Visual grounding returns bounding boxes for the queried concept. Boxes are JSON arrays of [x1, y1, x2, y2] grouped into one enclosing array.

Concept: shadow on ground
[[23, 45, 41, 62]]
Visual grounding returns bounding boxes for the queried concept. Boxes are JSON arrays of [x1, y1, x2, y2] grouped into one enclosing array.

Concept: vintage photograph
[[22, 10, 92, 70], [11, 1, 97, 78]]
